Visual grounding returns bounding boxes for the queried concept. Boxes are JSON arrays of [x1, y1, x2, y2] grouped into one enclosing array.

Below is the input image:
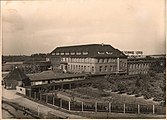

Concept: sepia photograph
[[1, 0, 166, 119]]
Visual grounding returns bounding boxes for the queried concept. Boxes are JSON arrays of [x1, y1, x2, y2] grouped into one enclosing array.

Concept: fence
[[25, 91, 166, 115]]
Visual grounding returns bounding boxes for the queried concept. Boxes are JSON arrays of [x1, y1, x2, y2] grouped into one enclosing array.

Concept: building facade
[[50, 44, 127, 74], [127, 59, 151, 75]]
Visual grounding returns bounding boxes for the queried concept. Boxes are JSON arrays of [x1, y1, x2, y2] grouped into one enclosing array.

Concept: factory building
[[50, 44, 127, 74]]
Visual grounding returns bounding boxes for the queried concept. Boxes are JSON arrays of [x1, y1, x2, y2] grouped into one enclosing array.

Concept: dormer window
[[71, 52, 75, 55], [83, 52, 88, 55], [65, 52, 69, 55], [106, 52, 113, 54], [98, 52, 105, 54], [60, 52, 64, 55], [56, 53, 59, 55], [76, 52, 81, 55], [52, 53, 55, 55]]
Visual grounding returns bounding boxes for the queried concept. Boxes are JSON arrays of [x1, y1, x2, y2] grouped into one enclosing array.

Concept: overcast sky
[[2, 0, 165, 55]]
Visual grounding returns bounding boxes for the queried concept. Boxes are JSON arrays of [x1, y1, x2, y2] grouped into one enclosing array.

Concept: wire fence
[[25, 90, 166, 115]]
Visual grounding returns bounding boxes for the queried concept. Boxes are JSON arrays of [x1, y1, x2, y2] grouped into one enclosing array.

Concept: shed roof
[[27, 71, 85, 81]]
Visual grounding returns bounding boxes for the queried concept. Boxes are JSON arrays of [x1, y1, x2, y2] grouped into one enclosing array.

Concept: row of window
[[129, 63, 150, 69], [52, 51, 114, 56], [61, 57, 119, 63], [52, 52, 89, 56], [68, 64, 117, 72]]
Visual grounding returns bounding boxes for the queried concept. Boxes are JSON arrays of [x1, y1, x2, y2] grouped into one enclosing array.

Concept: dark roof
[[50, 44, 127, 58], [4, 67, 29, 81], [27, 71, 85, 81]]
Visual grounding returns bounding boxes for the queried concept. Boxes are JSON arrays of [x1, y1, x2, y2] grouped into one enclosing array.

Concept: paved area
[[2, 87, 86, 119]]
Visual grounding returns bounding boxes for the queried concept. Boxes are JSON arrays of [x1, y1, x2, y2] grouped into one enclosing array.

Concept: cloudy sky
[[2, 0, 165, 55]]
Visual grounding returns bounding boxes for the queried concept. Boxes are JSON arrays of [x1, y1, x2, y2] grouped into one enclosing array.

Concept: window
[[110, 66, 113, 71], [92, 66, 94, 72], [60, 52, 64, 55], [71, 52, 75, 55], [65, 52, 69, 55], [104, 59, 108, 63], [106, 52, 113, 54], [56, 53, 59, 55], [105, 66, 107, 71], [76, 52, 81, 55], [99, 66, 102, 72], [83, 52, 88, 55], [52, 53, 55, 55], [98, 51, 105, 54]]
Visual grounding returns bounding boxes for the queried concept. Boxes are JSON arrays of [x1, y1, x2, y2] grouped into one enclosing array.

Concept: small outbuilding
[[4, 67, 31, 89]]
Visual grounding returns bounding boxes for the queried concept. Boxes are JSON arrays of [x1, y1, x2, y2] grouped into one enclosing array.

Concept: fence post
[[60, 99, 62, 108], [95, 102, 97, 112], [152, 104, 155, 114], [53, 96, 55, 105], [40, 93, 42, 101], [29, 90, 31, 98], [82, 102, 84, 112], [46, 95, 48, 103], [68, 101, 70, 111], [123, 104, 126, 114], [109, 102, 111, 112], [34, 92, 36, 99], [138, 104, 140, 114], [69, 84, 71, 89]]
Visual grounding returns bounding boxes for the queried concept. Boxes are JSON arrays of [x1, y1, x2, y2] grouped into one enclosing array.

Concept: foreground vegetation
[[90, 72, 165, 106]]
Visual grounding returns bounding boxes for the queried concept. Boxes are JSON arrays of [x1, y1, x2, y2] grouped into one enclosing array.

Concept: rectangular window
[[65, 52, 69, 55], [83, 52, 88, 55], [76, 52, 81, 55], [60, 52, 64, 55], [105, 66, 107, 71], [98, 51, 105, 54], [99, 66, 102, 72], [56, 53, 59, 55], [110, 66, 113, 71], [92, 66, 94, 72], [52, 53, 55, 55], [71, 52, 75, 55], [106, 52, 113, 54]]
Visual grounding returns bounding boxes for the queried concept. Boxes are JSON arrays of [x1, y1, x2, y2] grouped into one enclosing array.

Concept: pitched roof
[[4, 67, 29, 81], [27, 70, 85, 81], [50, 44, 127, 58]]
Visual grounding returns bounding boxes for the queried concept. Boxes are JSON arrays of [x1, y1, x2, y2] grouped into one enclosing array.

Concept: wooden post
[[123, 104, 126, 114], [82, 102, 84, 112], [60, 99, 62, 108], [46, 95, 48, 103], [29, 90, 31, 98], [34, 92, 36, 99], [109, 102, 111, 112], [53, 96, 55, 105], [138, 104, 140, 114], [61, 84, 63, 90], [69, 84, 71, 89], [153, 104, 155, 114], [69, 101, 71, 111], [95, 102, 97, 112], [40, 93, 42, 101]]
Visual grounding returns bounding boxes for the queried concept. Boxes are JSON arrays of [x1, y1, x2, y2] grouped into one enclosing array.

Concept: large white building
[[50, 44, 127, 74]]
